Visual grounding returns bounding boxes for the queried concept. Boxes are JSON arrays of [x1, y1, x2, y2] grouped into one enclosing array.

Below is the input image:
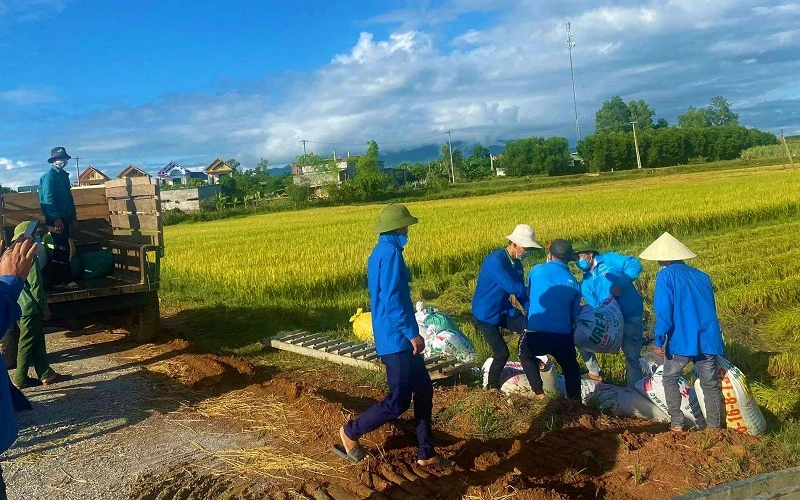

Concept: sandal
[[332, 443, 367, 464]]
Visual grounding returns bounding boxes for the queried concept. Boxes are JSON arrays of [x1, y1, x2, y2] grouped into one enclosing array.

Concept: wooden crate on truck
[[0, 176, 164, 349]]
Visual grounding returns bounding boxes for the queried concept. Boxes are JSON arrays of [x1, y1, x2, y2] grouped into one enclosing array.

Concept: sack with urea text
[[693, 356, 766, 436], [573, 298, 624, 354], [635, 360, 704, 427], [349, 308, 373, 343]]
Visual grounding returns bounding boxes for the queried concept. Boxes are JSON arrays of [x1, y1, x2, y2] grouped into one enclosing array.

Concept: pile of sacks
[[349, 303, 476, 363], [481, 355, 766, 435]]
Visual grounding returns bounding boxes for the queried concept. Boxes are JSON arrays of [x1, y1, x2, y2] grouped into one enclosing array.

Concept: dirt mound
[[116, 339, 255, 389]]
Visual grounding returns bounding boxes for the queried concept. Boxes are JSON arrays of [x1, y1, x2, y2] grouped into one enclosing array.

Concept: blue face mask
[[576, 258, 592, 272], [397, 234, 408, 247]]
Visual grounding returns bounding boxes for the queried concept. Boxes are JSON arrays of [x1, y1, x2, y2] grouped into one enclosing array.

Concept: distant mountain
[[268, 165, 293, 175], [379, 141, 509, 166], [269, 141, 510, 171]]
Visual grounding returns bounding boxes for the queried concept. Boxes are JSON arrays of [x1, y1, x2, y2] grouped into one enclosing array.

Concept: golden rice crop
[[162, 167, 800, 313]]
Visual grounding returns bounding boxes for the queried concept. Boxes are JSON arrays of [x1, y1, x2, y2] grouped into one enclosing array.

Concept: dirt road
[[3, 326, 767, 499]]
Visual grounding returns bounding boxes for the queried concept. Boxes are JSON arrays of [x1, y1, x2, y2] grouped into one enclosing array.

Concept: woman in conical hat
[[640, 232, 724, 433]]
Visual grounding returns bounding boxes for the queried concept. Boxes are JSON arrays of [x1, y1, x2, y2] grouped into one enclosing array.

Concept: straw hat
[[506, 224, 542, 249], [639, 232, 697, 261], [373, 204, 418, 233]]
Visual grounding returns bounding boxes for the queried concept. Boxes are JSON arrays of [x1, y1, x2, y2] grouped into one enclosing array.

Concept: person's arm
[[491, 255, 528, 297], [28, 259, 49, 317], [605, 253, 643, 286], [581, 278, 601, 308], [653, 273, 674, 349], [378, 251, 419, 341]]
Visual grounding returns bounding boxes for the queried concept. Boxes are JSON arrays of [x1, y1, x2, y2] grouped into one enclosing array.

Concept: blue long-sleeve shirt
[[39, 167, 77, 225], [368, 234, 420, 356], [1, 275, 24, 454], [471, 248, 529, 325], [581, 252, 644, 319], [653, 262, 724, 357], [526, 260, 581, 335]]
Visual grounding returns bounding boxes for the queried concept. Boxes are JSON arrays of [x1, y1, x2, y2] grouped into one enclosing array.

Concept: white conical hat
[[639, 232, 697, 261]]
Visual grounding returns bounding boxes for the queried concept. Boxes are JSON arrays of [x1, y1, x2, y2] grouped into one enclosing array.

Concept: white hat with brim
[[506, 224, 542, 249], [639, 232, 697, 261]]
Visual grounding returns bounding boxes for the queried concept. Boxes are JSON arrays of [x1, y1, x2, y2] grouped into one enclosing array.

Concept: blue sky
[[1, 0, 798, 187]]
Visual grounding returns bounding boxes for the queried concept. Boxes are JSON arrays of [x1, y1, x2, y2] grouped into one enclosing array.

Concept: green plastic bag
[[422, 307, 461, 334], [79, 248, 114, 280]]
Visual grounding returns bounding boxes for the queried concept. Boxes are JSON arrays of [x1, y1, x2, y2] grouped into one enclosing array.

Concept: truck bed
[[46, 275, 154, 303]]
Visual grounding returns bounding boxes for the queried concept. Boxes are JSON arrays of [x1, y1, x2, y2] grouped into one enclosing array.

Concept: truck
[[0, 176, 163, 365]]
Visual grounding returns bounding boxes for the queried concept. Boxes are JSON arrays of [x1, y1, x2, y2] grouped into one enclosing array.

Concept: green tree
[[365, 140, 379, 159], [595, 96, 632, 133], [441, 144, 464, 180], [225, 158, 241, 171], [254, 158, 269, 174], [677, 106, 709, 128], [462, 145, 492, 180], [628, 99, 655, 130], [706, 96, 739, 126], [654, 118, 669, 129], [285, 182, 310, 207]]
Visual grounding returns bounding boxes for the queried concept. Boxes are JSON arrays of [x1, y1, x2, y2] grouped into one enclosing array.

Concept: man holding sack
[[572, 242, 644, 388]]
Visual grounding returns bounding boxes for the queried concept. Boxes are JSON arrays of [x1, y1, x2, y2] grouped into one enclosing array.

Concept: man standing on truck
[[334, 204, 451, 470], [39, 147, 79, 290], [640, 232, 724, 432], [12, 222, 69, 388], [0, 237, 39, 498]]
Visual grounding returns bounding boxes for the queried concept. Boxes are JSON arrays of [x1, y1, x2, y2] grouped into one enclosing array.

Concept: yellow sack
[[349, 308, 373, 343]]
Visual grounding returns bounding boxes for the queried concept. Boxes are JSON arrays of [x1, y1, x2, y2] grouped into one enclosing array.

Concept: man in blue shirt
[[39, 147, 79, 290], [471, 224, 540, 390], [640, 232, 724, 432], [335, 204, 450, 470], [573, 242, 644, 388], [0, 237, 39, 497], [522, 239, 582, 400]]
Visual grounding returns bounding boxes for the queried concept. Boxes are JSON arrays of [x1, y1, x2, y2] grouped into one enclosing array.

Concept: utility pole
[[74, 156, 81, 186], [566, 22, 580, 147], [300, 140, 308, 164], [781, 130, 795, 168], [630, 121, 642, 169], [446, 130, 455, 183], [490, 154, 494, 172]]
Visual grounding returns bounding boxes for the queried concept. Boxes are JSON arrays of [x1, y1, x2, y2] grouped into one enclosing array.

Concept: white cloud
[[0, 86, 55, 105], [0, 157, 28, 170], [3, 0, 799, 186]]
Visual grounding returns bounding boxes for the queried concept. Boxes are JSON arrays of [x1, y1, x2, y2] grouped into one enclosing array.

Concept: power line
[[566, 21, 581, 148]]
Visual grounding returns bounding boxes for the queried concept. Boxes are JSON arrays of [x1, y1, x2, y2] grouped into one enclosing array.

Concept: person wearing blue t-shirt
[[471, 224, 540, 390], [640, 232, 724, 432], [573, 242, 644, 388], [0, 237, 39, 497], [334, 204, 451, 470], [522, 239, 582, 400]]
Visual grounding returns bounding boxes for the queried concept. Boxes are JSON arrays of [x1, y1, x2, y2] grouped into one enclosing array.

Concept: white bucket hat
[[506, 224, 542, 249], [639, 232, 697, 261]]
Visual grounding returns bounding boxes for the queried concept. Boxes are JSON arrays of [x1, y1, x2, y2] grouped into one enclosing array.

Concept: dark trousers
[[473, 314, 525, 389], [14, 315, 52, 386], [344, 351, 435, 460], [0, 463, 6, 500], [50, 222, 72, 284], [520, 331, 581, 400]]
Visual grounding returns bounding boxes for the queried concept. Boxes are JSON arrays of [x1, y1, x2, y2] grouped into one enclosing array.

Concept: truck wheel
[[130, 295, 161, 343], [0, 326, 19, 369]]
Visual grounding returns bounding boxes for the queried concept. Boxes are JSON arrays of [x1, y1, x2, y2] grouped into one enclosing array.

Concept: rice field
[[161, 164, 800, 422]]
